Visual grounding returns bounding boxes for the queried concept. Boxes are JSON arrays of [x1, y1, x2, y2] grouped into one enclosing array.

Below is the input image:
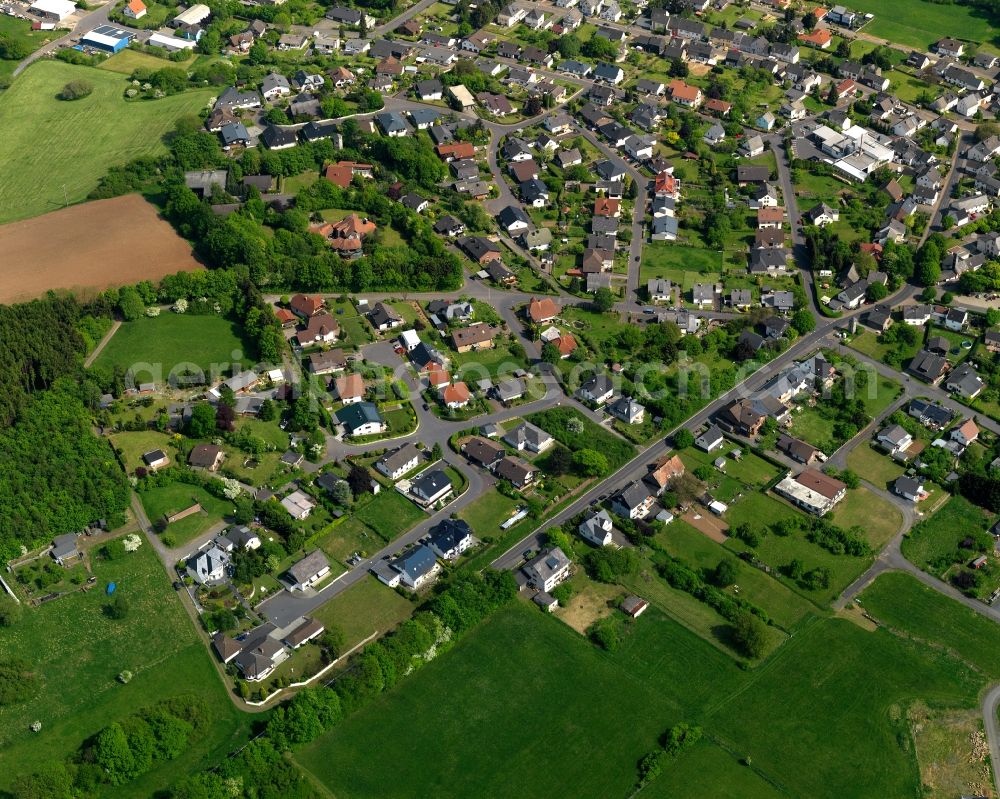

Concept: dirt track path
[[83, 320, 121, 368]]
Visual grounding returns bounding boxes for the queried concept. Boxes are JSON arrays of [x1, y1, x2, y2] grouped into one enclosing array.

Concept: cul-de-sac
[[8, 0, 1000, 796]]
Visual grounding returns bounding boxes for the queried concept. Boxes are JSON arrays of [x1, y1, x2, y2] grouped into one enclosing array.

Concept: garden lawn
[[849, 330, 919, 364], [901, 494, 994, 576], [789, 405, 837, 451], [453, 340, 529, 378], [140, 482, 232, 545], [0, 544, 250, 797], [527, 407, 636, 470], [640, 243, 724, 281], [849, 0, 1000, 51], [317, 516, 383, 564], [678, 445, 779, 491], [847, 443, 905, 488], [860, 375, 904, 418], [94, 313, 254, 376], [110, 429, 175, 473], [353, 489, 426, 540], [310, 575, 414, 652], [457, 491, 522, 539], [829, 487, 903, 551], [0, 61, 215, 223]]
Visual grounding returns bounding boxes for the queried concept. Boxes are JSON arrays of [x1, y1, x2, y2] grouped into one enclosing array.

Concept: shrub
[[58, 80, 94, 101]]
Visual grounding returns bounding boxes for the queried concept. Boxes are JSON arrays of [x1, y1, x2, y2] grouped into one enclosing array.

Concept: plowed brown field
[[0, 194, 202, 304]]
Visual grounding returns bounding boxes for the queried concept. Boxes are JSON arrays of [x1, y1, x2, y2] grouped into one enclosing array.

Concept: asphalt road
[[258, 449, 485, 627]]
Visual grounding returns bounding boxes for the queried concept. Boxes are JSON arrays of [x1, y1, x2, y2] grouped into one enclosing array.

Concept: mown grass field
[[140, 481, 233, 545], [850, 0, 1000, 51], [295, 579, 993, 799], [0, 61, 214, 223], [97, 48, 196, 75], [848, 443, 907, 488], [310, 575, 414, 652], [0, 544, 250, 797], [94, 313, 254, 376], [353, 488, 427, 540]]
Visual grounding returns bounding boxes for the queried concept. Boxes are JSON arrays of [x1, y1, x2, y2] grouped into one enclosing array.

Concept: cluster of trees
[[656, 552, 771, 655], [0, 295, 87, 426], [58, 80, 94, 101], [915, 233, 949, 287], [636, 723, 703, 789], [14, 696, 209, 795], [0, 386, 130, 561], [585, 547, 639, 583], [876, 321, 921, 368], [588, 612, 632, 652], [959, 471, 1000, 512]]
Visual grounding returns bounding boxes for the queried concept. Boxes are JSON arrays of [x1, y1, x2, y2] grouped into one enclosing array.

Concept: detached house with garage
[[376, 443, 422, 480], [427, 518, 473, 561], [503, 422, 553, 454], [577, 374, 615, 405], [287, 550, 331, 591]]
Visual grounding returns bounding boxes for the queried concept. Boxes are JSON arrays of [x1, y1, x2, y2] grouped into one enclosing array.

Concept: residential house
[[611, 481, 654, 519], [188, 444, 224, 471], [336, 402, 385, 435], [776, 434, 821, 464], [295, 313, 339, 346], [876, 424, 913, 456], [368, 301, 403, 332], [893, 475, 926, 502], [945, 363, 984, 399], [375, 443, 422, 481], [427, 519, 473, 561], [287, 550, 330, 590], [463, 436, 506, 470], [504, 422, 553, 454], [608, 396, 645, 425], [410, 469, 453, 505], [578, 509, 614, 547], [774, 468, 847, 516], [577, 374, 615, 405], [495, 456, 538, 489], [952, 418, 980, 447], [695, 425, 725, 452], [280, 489, 316, 520], [524, 547, 571, 592], [441, 381, 472, 409]]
